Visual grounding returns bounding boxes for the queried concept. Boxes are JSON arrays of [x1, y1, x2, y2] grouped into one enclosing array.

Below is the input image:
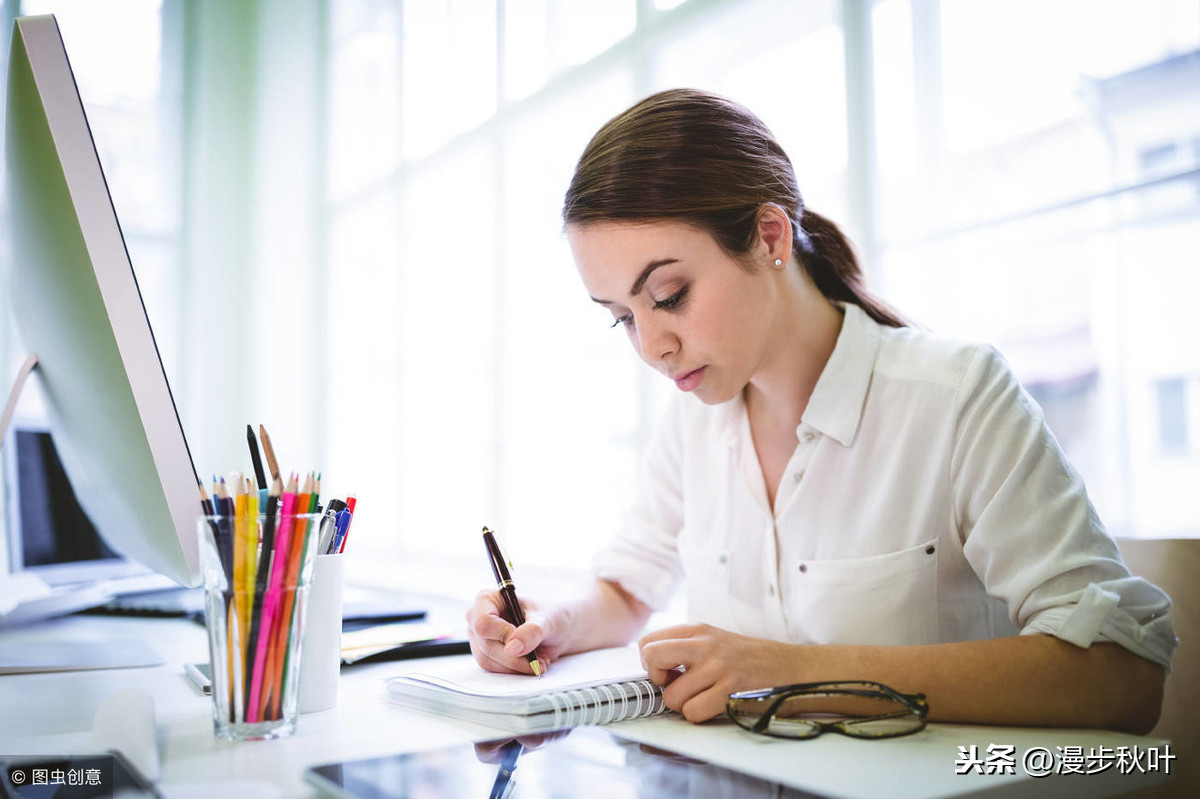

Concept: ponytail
[[799, 210, 906, 328]]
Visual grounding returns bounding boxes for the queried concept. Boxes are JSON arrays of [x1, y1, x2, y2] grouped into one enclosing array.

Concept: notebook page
[[395, 645, 648, 698]]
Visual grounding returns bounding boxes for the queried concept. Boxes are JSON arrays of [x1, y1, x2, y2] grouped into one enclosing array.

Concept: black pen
[[488, 740, 523, 799], [482, 526, 541, 677]]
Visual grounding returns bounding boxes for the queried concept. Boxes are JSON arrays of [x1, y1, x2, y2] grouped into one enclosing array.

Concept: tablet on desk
[[305, 725, 795, 799]]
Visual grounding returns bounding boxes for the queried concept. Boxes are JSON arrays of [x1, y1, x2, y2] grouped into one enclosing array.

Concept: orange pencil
[[274, 507, 318, 715], [297, 472, 312, 522]]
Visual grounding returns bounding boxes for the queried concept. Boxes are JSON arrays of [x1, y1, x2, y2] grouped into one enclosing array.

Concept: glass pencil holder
[[198, 512, 322, 741]]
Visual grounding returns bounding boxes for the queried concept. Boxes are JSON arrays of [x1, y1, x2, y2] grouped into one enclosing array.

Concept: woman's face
[[567, 220, 783, 405]]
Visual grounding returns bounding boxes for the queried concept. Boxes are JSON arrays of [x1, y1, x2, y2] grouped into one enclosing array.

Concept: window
[[873, 0, 1200, 539], [1155, 377, 1189, 457], [5, 1, 1195, 591], [324, 0, 851, 586], [321, 0, 1200, 586], [2, 0, 182, 407]]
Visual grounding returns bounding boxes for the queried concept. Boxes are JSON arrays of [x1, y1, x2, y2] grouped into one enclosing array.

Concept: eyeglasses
[[726, 680, 928, 740]]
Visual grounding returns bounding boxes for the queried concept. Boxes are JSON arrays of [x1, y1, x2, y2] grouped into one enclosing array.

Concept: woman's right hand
[[465, 590, 572, 675]]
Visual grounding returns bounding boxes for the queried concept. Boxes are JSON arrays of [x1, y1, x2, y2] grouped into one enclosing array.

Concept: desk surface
[[0, 612, 1173, 799]]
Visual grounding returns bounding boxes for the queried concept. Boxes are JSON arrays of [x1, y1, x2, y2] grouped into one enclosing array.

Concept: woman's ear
[[756, 203, 792, 267]]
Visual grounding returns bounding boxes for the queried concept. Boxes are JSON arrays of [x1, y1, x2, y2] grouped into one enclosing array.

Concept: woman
[[467, 89, 1176, 733]]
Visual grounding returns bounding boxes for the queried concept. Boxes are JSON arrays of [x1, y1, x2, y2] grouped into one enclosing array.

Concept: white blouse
[[594, 304, 1177, 669]]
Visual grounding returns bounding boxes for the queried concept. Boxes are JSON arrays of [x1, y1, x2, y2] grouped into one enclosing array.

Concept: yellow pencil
[[232, 476, 248, 720], [241, 476, 258, 698]]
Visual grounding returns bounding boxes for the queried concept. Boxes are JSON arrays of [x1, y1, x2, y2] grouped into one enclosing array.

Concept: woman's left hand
[[638, 624, 807, 722]]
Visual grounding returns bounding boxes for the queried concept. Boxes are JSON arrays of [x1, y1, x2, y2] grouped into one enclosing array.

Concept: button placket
[[789, 432, 816, 485]]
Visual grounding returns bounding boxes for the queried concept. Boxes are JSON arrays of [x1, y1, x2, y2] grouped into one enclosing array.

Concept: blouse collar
[[715, 302, 882, 449], [802, 302, 881, 447]]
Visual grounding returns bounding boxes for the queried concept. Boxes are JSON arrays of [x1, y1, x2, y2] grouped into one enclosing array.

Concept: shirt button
[[802, 431, 816, 443], [768, 584, 776, 596], [718, 555, 728, 564], [798, 563, 807, 573], [793, 470, 804, 482]]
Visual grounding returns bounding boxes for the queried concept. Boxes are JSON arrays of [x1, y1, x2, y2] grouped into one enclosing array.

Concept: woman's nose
[[635, 314, 678, 364]]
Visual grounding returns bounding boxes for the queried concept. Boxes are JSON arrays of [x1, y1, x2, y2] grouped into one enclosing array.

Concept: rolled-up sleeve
[[592, 398, 686, 611], [951, 346, 1178, 670]]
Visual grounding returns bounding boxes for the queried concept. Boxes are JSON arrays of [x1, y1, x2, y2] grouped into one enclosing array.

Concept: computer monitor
[[2, 15, 199, 587]]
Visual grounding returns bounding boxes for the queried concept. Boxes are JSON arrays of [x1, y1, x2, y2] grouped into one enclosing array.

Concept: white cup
[[299, 553, 343, 713]]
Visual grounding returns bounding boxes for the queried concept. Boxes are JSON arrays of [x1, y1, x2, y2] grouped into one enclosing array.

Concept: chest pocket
[[785, 538, 940, 646]]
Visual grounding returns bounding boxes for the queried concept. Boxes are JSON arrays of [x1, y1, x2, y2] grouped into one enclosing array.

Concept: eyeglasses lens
[[734, 691, 922, 739]]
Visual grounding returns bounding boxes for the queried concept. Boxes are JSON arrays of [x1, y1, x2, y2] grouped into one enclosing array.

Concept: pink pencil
[[246, 488, 297, 722]]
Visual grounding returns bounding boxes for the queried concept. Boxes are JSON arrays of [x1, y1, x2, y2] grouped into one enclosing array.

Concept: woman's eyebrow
[[629, 258, 679, 296], [590, 257, 680, 305]]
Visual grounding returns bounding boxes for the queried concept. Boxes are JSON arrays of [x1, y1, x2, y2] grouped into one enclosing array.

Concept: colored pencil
[[244, 475, 280, 722], [258, 424, 282, 484], [258, 477, 298, 720], [268, 475, 303, 719], [275, 499, 319, 711], [249, 480, 295, 721]]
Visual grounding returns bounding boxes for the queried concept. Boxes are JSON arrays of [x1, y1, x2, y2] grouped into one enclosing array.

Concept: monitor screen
[[5, 423, 115, 569], [3, 15, 199, 586], [2, 419, 185, 594]]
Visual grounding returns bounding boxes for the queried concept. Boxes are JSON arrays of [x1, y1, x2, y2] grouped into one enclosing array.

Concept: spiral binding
[[545, 679, 666, 729]]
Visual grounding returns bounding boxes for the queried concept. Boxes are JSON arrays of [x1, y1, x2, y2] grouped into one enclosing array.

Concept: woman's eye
[[652, 286, 689, 311], [610, 313, 634, 329]]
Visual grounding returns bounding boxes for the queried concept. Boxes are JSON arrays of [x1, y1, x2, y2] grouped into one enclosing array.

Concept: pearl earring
[[774, 258, 783, 267]]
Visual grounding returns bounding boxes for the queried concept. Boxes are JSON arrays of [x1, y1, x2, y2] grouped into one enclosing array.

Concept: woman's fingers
[[467, 590, 521, 671], [676, 683, 730, 723], [639, 626, 705, 684], [467, 590, 554, 674], [644, 656, 726, 722], [475, 646, 520, 675], [637, 624, 757, 722], [638, 623, 704, 646]]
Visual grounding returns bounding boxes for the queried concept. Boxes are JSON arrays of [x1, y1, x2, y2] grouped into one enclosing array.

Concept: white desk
[[0, 613, 1173, 798]]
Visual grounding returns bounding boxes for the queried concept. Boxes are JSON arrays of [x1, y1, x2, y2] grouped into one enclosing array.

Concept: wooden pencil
[[258, 424, 282, 484]]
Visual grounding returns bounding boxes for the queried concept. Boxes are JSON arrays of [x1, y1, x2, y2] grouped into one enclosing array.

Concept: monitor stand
[[0, 353, 39, 446]]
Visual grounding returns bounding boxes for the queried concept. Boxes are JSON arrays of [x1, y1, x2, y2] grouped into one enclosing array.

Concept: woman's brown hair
[[563, 88, 905, 328]]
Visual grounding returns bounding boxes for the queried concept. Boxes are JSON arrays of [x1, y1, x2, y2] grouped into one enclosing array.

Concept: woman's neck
[[743, 278, 844, 432]]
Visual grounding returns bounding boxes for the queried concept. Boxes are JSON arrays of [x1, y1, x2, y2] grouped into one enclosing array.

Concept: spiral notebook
[[385, 646, 668, 733]]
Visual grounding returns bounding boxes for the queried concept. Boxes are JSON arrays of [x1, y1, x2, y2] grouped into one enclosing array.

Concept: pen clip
[[496, 538, 514, 573]]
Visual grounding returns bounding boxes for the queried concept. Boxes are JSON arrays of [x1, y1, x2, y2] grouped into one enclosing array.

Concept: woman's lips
[[672, 366, 706, 392]]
